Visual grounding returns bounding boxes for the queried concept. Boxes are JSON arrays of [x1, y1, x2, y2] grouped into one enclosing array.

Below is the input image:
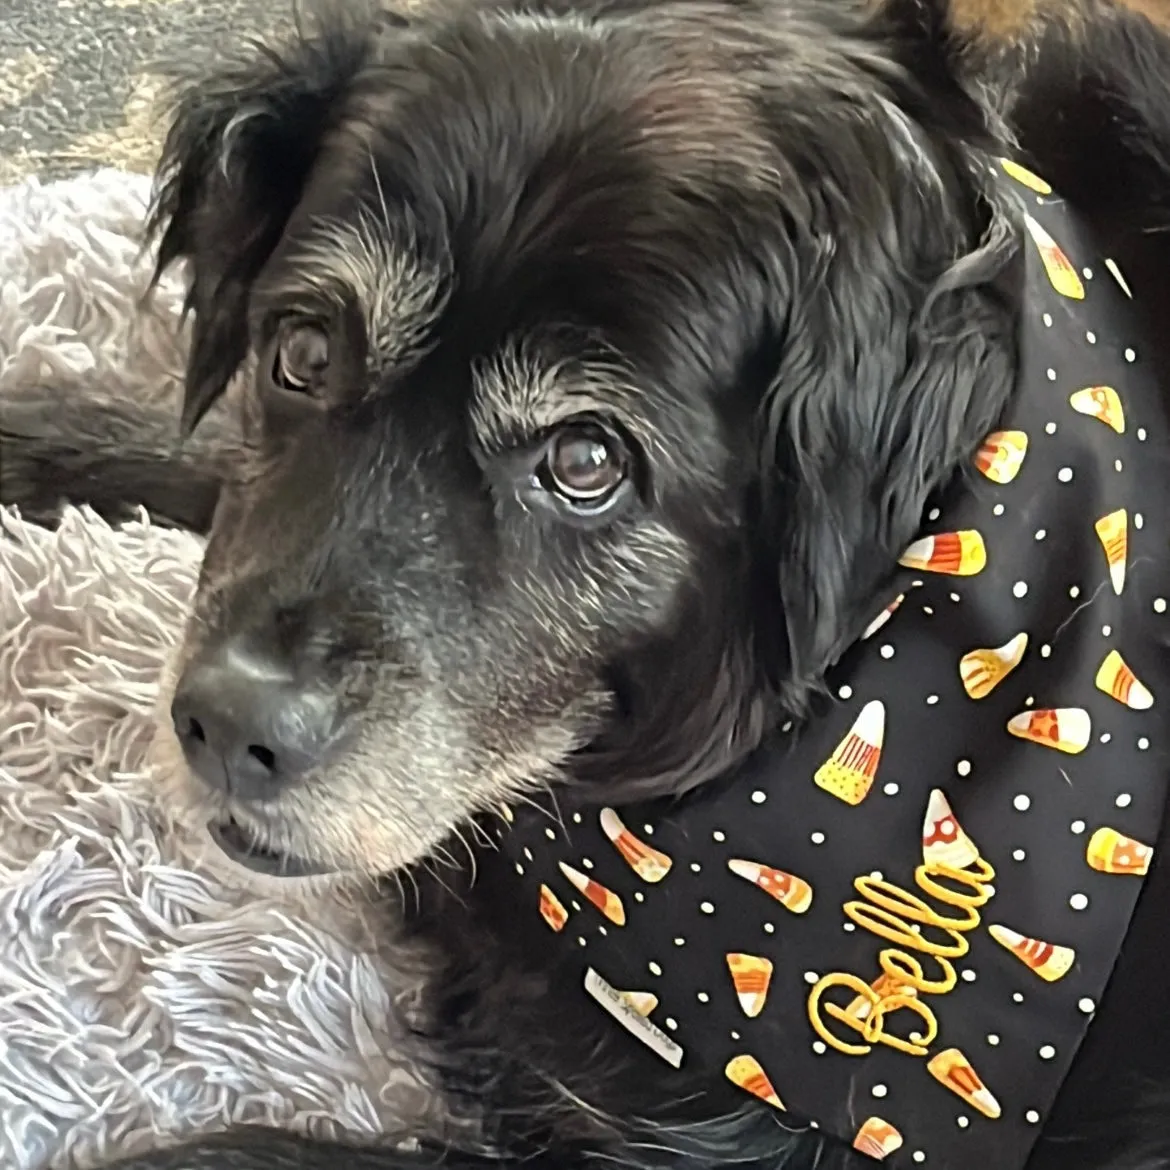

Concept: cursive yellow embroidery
[[808, 857, 996, 1057]]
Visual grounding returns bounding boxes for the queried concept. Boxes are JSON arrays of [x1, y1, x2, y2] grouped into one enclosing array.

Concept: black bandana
[[495, 160, 1170, 1169]]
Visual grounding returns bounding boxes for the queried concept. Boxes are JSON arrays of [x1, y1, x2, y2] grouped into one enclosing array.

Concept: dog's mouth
[[207, 816, 336, 878]]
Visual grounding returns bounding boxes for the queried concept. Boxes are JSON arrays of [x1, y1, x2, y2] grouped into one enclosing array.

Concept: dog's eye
[[273, 322, 330, 394], [540, 423, 628, 507]]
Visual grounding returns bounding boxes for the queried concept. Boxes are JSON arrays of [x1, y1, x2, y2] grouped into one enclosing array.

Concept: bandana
[[493, 160, 1170, 1169]]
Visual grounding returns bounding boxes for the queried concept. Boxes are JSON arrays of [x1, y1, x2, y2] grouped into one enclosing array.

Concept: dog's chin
[[206, 813, 340, 879]]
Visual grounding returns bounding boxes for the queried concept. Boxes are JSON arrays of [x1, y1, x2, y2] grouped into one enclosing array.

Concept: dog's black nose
[[170, 645, 337, 802]]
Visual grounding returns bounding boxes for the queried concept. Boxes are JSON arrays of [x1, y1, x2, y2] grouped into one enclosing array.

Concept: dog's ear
[[147, 6, 400, 433], [752, 85, 1018, 710]]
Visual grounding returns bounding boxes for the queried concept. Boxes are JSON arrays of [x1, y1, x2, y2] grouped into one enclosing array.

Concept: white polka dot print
[[926, 694, 940, 705], [1138, 426, 1148, 440], [928, 507, 941, 521], [1100, 733, 1112, 744], [961, 969, 977, 983], [811, 832, 825, 845], [690, 862, 701, 873], [712, 830, 725, 842], [1043, 312, 1053, 327], [700, 901, 715, 914], [956, 760, 972, 777], [1035, 528, 1047, 540], [1040, 644, 1052, 658], [1117, 793, 1132, 808], [665, 1018, 678, 1031], [913, 1153, 926, 1165], [1013, 848, 1027, 861], [1079, 999, 1096, 1014], [1045, 421, 1057, 435], [1046, 367, 1057, 381], [750, 790, 766, 804], [1156, 598, 1168, 613], [1014, 794, 1031, 811], [697, 992, 709, 1003], [674, 937, 686, 946], [812, 1041, 826, 1055], [582, 858, 594, 869], [987, 1035, 1000, 1046], [1136, 512, 1145, 530], [804, 972, 819, 985], [1057, 467, 1073, 482], [649, 961, 662, 976], [838, 684, 853, 699], [1013, 581, 1028, 598], [763, 923, 775, 934], [1013, 993, 1025, 1004], [1086, 330, 1096, 344], [879, 644, 895, 659], [1139, 737, 1151, 751], [1071, 820, 1086, 834], [957, 1117, 970, 1130], [1102, 624, 1112, 637], [1070, 893, 1090, 911], [883, 782, 900, 796], [1125, 347, 1137, 362], [1026, 1111, 1041, 1125], [872, 1084, 888, 1099], [1069, 585, 1080, 599], [1082, 266, 1093, 279], [1039, 1045, 1056, 1060]]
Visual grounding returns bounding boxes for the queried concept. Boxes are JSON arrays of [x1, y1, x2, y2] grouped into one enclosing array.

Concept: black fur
[[4, 2, 1170, 1169]]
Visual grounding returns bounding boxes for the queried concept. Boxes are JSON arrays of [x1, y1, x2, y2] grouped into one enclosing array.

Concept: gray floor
[[0, 0, 290, 184]]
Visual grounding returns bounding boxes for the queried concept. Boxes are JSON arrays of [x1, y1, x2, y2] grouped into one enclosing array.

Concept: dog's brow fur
[[468, 343, 706, 491], [470, 344, 640, 451], [277, 210, 449, 375]]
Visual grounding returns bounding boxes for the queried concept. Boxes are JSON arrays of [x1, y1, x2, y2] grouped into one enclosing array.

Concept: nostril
[[247, 744, 277, 771]]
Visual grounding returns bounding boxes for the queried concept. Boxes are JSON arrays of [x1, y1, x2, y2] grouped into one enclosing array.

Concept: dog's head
[[150, 0, 1018, 879]]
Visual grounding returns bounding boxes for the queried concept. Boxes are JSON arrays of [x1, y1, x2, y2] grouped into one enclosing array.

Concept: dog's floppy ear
[[752, 76, 1018, 710], [147, 6, 396, 433]]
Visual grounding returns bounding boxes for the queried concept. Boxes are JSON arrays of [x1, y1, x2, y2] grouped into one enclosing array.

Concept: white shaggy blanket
[[0, 172, 440, 1169]]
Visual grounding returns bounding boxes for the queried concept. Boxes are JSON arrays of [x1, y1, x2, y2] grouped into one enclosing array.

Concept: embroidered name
[[807, 855, 995, 1057]]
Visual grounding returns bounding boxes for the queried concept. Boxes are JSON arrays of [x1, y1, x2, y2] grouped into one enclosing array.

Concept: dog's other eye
[[273, 322, 330, 394], [540, 423, 628, 508]]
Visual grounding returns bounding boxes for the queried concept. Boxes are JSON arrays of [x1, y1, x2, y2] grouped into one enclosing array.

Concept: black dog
[[4, 1, 1170, 1168]]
